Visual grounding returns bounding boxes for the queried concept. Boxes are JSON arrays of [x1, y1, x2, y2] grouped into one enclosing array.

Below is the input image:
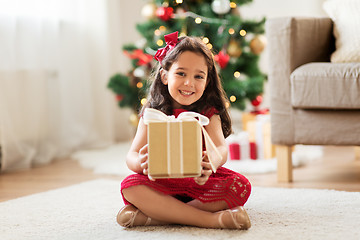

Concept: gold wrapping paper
[[148, 120, 202, 179]]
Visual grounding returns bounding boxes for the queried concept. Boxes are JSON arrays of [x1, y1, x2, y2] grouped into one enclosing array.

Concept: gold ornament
[[141, 3, 157, 19], [227, 39, 242, 57], [250, 35, 267, 55]]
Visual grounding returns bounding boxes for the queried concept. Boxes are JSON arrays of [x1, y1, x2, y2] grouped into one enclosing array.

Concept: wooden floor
[[0, 146, 359, 202]]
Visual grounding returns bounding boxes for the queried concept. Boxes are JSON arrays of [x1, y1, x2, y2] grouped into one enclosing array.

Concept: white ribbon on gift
[[143, 108, 221, 174]]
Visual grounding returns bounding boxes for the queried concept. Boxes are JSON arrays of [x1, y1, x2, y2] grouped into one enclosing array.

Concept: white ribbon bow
[[144, 108, 221, 173]]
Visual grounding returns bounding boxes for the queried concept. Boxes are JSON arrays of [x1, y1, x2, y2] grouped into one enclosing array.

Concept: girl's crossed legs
[[118, 185, 251, 229]]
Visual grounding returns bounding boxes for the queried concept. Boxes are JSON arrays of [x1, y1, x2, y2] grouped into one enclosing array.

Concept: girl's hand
[[138, 144, 154, 181], [194, 151, 213, 185], [138, 144, 148, 174]]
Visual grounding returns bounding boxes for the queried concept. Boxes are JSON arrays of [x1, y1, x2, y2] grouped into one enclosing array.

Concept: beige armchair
[[266, 17, 360, 182]]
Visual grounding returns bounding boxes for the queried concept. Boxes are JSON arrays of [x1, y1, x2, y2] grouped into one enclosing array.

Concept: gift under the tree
[[241, 110, 269, 132], [227, 113, 275, 160], [143, 108, 220, 179], [248, 114, 275, 160], [227, 132, 250, 160], [226, 131, 258, 160]]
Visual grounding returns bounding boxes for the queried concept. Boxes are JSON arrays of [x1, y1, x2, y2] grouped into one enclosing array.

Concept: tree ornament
[[251, 95, 263, 107], [211, 0, 231, 15], [141, 3, 157, 19], [116, 94, 123, 102], [214, 50, 230, 69], [133, 67, 145, 78], [156, 6, 174, 21], [227, 39, 242, 57], [250, 35, 267, 55]]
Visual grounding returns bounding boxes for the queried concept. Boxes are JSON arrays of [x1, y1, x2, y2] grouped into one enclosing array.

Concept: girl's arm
[[195, 114, 227, 185], [126, 117, 148, 174], [204, 114, 228, 170]]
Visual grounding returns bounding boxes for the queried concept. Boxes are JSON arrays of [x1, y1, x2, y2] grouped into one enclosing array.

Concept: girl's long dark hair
[[141, 36, 232, 138]]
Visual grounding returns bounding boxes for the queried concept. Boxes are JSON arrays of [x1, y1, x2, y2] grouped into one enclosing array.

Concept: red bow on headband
[[154, 31, 179, 64]]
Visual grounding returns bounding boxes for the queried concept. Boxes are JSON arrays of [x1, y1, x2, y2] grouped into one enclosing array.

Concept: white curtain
[[0, 0, 136, 171]]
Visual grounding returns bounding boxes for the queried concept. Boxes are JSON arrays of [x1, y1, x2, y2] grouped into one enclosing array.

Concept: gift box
[[246, 114, 275, 160], [144, 108, 220, 179], [147, 120, 202, 179], [228, 143, 240, 160], [226, 132, 250, 160], [242, 112, 257, 131]]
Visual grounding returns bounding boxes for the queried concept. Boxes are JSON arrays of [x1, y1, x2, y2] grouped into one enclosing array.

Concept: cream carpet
[[1, 179, 359, 240]]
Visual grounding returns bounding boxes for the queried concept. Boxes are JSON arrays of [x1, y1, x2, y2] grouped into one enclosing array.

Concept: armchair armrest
[[266, 17, 334, 145], [267, 17, 334, 71]]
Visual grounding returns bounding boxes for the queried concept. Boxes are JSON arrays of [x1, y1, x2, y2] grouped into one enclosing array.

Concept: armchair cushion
[[323, 0, 360, 62], [290, 62, 360, 109]]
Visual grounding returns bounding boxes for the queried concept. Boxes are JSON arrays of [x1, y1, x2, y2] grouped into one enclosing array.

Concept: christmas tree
[[108, 0, 266, 114]]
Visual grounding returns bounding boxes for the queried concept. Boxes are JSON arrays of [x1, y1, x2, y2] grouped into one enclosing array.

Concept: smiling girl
[[117, 32, 251, 229]]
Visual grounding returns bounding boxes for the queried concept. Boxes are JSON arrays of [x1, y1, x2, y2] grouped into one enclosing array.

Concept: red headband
[[154, 31, 179, 65]]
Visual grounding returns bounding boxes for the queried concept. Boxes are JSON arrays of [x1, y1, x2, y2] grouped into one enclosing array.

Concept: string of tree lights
[[108, 0, 267, 117]]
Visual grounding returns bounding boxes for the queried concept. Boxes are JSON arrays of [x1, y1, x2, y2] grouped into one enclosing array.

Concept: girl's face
[[161, 51, 208, 108]]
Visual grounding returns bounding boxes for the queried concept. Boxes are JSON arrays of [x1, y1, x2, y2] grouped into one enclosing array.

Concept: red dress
[[120, 108, 251, 208]]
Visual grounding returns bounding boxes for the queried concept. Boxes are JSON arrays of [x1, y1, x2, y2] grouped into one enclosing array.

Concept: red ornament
[[214, 50, 230, 69], [156, 6, 173, 21], [116, 94, 124, 102], [251, 95, 263, 107]]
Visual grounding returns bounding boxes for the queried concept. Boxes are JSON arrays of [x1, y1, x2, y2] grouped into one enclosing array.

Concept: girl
[[117, 32, 251, 229]]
